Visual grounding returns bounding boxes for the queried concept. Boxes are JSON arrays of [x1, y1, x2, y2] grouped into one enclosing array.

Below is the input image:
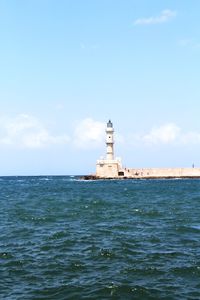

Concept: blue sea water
[[1, 176, 200, 300]]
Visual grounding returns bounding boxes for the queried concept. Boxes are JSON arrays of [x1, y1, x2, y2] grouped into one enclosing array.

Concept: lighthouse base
[[96, 159, 122, 178]]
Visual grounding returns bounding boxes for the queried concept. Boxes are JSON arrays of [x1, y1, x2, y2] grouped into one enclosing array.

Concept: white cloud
[[73, 118, 105, 149], [134, 9, 176, 25], [0, 114, 70, 149], [0, 116, 109, 150], [131, 123, 200, 147], [2, 116, 200, 153], [143, 123, 180, 145]]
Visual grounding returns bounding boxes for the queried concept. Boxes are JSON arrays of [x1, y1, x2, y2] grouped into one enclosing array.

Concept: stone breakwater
[[122, 168, 200, 179], [84, 168, 200, 180]]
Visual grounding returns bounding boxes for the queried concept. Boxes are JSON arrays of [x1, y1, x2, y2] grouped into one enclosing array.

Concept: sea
[[1, 176, 200, 300]]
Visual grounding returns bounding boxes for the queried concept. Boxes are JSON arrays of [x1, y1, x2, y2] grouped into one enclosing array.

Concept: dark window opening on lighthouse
[[118, 171, 124, 176]]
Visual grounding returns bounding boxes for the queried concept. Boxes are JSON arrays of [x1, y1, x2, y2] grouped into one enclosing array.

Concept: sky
[[0, 0, 200, 175]]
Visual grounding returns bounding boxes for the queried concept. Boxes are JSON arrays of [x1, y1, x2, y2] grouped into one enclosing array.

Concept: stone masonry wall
[[122, 168, 200, 178]]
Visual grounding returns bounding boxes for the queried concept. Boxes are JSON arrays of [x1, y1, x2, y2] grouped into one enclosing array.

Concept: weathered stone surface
[[81, 175, 98, 180]]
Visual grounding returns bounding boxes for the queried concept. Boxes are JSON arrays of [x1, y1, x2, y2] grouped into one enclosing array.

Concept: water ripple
[[1, 177, 200, 299]]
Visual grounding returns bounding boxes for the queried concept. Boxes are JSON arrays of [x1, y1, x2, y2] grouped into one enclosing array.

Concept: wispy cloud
[[73, 120, 200, 149], [143, 123, 180, 144], [2, 116, 200, 152], [134, 9, 177, 26], [0, 114, 70, 149], [132, 123, 200, 146], [0, 116, 106, 150], [73, 118, 105, 149]]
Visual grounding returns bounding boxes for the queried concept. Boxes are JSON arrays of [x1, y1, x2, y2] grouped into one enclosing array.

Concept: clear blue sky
[[0, 0, 200, 175]]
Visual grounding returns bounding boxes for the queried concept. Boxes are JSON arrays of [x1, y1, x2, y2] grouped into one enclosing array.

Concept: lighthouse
[[96, 120, 122, 178], [94, 120, 200, 179], [106, 120, 114, 160]]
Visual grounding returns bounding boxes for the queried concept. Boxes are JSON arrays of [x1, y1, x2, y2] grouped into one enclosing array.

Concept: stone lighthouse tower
[[96, 120, 122, 178], [106, 120, 114, 160]]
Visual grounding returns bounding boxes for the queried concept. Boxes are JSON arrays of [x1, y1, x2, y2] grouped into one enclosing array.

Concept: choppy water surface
[[1, 177, 200, 299]]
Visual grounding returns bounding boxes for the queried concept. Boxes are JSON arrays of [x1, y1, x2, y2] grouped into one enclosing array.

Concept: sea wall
[[123, 168, 200, 178], [95, 159, 200, 179]]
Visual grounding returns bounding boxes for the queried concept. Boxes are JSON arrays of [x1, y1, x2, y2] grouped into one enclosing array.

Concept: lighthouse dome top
[[107, 120, 113, 128]]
